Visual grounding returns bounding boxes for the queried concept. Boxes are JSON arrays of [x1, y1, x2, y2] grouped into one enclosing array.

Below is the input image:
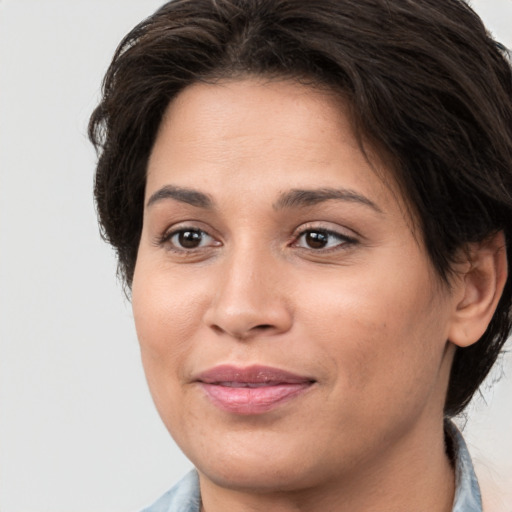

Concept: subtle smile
[[196, 365, 316, 415]]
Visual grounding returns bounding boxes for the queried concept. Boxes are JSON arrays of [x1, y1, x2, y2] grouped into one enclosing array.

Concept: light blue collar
[[447, 420, 483, 512], [141, 470, 200, 512]]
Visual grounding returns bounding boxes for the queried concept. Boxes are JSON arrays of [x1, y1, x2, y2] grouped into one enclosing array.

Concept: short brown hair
[[89, 0, 512, 416]]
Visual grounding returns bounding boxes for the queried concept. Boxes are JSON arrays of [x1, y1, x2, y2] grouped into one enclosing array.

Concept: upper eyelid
[[161, 221, 215, 238], [164, 227, 215, 243], [293, 221, 359, 239], [164, 225, 206, 236], [293, 229, 357, 245]]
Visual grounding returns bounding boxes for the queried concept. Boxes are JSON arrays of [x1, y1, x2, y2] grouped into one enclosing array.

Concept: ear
[[448, 231, 508, 348]]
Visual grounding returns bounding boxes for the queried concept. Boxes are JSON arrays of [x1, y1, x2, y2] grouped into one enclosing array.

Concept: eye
[[164, 228, 219, 250], [294, 229, 356, 250]]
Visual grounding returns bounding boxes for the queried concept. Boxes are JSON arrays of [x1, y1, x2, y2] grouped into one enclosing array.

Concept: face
[[132, 79, 458, 493]]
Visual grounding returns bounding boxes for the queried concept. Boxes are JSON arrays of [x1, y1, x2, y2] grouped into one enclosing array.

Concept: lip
[[195, 365, 315, 415]]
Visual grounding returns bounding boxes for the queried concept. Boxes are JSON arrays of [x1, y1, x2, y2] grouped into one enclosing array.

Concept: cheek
[[131, 268, 205, 439], [132, 260, 207, 351], [298, 259, 450, 404], [131, 260, 210, 409]]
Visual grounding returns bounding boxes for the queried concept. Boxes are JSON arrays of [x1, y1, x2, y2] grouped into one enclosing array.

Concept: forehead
[[152, 79, 354, 165], [146, 78, 411, 223]]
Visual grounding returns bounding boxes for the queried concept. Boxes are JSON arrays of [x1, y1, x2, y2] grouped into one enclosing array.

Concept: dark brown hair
[[89, 0, 512, 416]]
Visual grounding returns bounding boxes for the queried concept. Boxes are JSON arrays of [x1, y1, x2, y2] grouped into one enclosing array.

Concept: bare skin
[[132, 79, 506, 512]]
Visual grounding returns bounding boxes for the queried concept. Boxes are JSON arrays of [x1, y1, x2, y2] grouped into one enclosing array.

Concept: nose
[[203, 247, 293, 340]]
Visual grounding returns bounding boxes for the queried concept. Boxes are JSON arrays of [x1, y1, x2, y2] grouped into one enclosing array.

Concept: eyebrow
[[146, 185, 213, 209], [273, 187, 383, 213], [146, 184, 382, 214]]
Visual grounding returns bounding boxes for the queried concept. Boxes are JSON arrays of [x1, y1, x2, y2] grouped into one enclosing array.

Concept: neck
[[198, 418, 455, 512]]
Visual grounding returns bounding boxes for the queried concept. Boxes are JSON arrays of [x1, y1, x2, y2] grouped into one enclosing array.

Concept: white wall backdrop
[[0, 1, 511, 511]]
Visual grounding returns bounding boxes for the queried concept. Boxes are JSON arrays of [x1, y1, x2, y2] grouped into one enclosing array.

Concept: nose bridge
[[205, 238, 292, 338]]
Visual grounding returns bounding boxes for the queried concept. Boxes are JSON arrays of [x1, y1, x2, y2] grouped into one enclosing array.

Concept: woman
[[89, 1, 512, 511]]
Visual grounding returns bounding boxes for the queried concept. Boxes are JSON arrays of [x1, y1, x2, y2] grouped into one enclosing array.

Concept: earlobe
[[448, 231, 508, 348]]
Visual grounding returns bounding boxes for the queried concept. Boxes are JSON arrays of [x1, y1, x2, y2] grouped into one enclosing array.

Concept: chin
[[174, 423, 339, 494], [197, 456, 319, 494]]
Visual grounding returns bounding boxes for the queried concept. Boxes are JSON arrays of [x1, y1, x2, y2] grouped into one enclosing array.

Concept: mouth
[[195, 365, 316, 415]]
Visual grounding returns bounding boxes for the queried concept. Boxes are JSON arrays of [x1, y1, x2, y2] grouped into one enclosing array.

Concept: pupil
[[306, 231, 327, 249], [179, 230, 202, 248]]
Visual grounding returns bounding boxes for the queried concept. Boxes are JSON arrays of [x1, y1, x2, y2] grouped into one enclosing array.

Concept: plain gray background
[[0, 1, 511, 511]]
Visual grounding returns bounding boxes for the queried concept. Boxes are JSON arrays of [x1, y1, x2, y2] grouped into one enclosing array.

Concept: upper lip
[[195, 365, 315, 385]]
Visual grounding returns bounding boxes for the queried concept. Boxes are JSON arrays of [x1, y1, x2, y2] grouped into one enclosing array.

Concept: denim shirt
[[142, 422, 482, 512]]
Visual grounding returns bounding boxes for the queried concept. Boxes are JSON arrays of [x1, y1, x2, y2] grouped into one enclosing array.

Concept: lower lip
[[200, 382, 312, 415]]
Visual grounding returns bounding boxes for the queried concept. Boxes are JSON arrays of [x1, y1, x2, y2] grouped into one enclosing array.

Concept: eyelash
[[291, 228, 358, 252], [157, 226, 358, 254], [158, 227, 219, 253]]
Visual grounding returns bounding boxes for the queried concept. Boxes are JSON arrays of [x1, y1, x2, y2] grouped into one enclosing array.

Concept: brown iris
[[178, 230, 203, 249], [304, 231, 329, 249]]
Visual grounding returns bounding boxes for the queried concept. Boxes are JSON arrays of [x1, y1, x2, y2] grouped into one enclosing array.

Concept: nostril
[[209, 322, 278, 339], [254, 324, 274, 330], [211, 325, 224, 335]]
